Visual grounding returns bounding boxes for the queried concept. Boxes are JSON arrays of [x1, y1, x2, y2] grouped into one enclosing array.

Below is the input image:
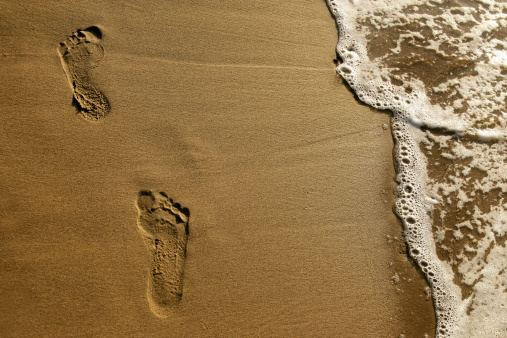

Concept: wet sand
[[0, 0, 434, 336]]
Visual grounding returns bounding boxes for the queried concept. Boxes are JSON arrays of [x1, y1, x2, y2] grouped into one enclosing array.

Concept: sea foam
[[326, 1, 507, 336]]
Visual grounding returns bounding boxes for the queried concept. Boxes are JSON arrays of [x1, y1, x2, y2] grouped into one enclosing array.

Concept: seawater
[[326, 0, 507, 336]]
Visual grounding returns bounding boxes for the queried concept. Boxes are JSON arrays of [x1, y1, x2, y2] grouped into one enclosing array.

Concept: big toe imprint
[[136, 190, 190, 318], [57, 26, 110, 121]]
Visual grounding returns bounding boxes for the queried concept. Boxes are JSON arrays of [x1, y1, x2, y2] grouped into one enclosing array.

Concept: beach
[[0, 1, 434, 336]]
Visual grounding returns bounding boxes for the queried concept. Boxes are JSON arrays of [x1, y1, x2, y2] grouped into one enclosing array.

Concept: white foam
[[326, 1, 507, 336]]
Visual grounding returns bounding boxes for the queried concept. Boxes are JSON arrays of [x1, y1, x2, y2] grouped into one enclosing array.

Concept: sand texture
[[1, 1, 434, 336]]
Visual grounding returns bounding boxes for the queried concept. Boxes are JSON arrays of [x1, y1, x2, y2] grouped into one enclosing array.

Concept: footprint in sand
[[136, 190, 190, 318], [57, 26, 110, 121]]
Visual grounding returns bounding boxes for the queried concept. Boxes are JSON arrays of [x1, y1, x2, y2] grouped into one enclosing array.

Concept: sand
[[0, 0, 434, 336]]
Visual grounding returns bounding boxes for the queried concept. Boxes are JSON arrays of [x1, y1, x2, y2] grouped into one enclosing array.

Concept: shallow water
[[326, 0, 507, 336]]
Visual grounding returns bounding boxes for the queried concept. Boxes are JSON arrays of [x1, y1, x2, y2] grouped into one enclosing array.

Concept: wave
[[326, 1, 507, 336]]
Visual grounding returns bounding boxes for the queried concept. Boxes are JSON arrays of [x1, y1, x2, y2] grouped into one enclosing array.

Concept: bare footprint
[[57, 26, 110, 121], [136, 190, 190, 318]]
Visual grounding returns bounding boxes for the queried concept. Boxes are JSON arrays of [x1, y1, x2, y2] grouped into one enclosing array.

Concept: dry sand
[[1, 1, 434, 336]]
